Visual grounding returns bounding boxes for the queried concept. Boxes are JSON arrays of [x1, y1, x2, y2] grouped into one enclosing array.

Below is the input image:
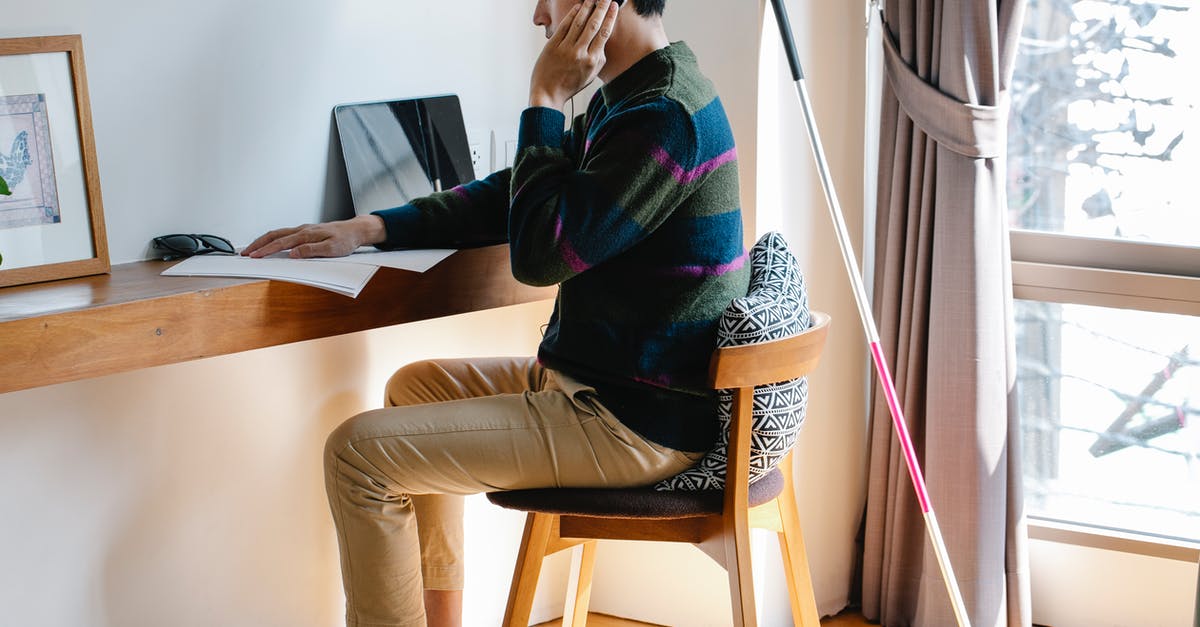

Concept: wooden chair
[[487, 312, 831, 626]]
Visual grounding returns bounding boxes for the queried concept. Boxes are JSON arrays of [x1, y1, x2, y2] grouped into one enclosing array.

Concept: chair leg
[[722, 388, 758, 627], [562, 541, 597, 627], [722, 513, 757, 626], [503, 512, 557, 627], [776, 463, 821, 626]]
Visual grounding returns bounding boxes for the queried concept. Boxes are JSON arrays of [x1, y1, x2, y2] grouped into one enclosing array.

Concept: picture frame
[[0, 35, 108, 288]]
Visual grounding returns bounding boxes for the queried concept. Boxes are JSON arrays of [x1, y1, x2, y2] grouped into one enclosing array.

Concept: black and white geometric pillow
[[656, 232, 811, 491]]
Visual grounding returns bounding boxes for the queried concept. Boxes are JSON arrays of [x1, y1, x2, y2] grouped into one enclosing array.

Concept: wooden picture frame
[[0, 35, 108, 288]]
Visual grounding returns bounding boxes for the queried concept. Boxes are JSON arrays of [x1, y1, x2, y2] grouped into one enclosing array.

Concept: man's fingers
[[246, 234, 299, 258], [243, 220, 363, 259], [587, 1, 618, 56], [242, 227, 299, 256], [584, 0, 614, 38], [562, 0, 596, 47], [563, 1, 615, 57], [551, 3, 583, 45], [248, 228, 324, 258]]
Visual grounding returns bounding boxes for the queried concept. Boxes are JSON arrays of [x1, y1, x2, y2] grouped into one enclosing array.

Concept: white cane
[[766, 1, 973, 625]]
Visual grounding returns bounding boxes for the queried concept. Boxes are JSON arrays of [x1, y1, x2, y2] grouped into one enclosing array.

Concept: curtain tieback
[[881, 20, 1008, 159]]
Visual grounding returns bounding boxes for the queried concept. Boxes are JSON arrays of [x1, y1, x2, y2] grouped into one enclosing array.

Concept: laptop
[[334, 95, 475, 216]]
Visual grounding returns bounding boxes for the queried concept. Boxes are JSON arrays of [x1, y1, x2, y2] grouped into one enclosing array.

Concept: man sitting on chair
[[242, 1, 748, 625]]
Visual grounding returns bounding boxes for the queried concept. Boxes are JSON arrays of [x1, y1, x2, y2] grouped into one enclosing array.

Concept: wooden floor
[[824, 611, 872, 626], [534, 609, 871, 626]]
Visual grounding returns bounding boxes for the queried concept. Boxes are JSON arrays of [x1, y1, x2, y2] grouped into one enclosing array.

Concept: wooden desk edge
[[0, 246, 555, 394]]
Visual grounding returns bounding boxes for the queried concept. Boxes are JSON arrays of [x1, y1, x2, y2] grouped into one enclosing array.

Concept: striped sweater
[[373, 42, 748, 451]]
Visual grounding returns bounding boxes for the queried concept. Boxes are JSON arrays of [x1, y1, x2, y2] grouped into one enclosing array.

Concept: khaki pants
[[323, 357, 701, 627]]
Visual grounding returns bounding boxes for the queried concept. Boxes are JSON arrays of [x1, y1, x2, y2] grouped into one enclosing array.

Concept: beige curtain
[[861, 1, 1031, 625]]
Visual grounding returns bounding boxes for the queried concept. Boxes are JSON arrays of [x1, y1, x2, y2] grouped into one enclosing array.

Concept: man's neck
[[598, 16, 670, 84]]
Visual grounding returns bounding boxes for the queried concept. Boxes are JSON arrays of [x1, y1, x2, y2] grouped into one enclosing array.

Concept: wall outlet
[[469, 144, 486, 179], [466, 128, 492, 180]]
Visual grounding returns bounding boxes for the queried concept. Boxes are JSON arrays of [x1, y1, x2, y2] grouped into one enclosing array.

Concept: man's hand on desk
[[242, 214, 387, 259]]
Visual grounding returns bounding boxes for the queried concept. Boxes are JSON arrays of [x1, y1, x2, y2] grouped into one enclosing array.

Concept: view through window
[[1008, 0, 1199, 541]]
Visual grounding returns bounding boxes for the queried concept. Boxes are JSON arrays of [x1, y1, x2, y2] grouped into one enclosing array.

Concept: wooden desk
[[0, 245, 555, 395]]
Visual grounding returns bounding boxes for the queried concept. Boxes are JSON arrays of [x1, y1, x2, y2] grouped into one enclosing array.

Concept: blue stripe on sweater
[[639, 209, 745, 268], [693, 97, 737, 165]]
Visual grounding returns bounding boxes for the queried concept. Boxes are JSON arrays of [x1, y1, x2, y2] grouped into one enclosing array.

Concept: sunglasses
[[153, 233, 236, 260]]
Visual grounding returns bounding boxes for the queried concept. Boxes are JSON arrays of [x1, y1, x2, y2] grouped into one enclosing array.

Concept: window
[[1008, 0, 1200, 542]]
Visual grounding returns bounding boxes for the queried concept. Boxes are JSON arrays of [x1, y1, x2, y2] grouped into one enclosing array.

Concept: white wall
[[0, 2, 557, 626], [1, 0, 543, 263], [758, 0, 870, 620], [0, 0, 871, 625], [0, 300, 564, 626], [1031, 541, 1198, 627]]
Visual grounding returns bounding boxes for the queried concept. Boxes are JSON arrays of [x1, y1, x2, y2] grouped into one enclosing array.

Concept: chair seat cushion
[[485, 467, 784, 520]]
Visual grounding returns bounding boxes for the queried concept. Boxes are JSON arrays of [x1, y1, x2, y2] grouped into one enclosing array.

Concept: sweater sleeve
[[507, 101, 700, 287], [370, 168, 511, 249]]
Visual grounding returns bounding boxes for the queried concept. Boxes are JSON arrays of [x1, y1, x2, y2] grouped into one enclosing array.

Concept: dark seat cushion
[[486, 467, 784, 520]]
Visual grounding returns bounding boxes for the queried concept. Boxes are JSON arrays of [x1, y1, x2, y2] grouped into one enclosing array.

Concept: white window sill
[[1029, 517, 1200, 563]]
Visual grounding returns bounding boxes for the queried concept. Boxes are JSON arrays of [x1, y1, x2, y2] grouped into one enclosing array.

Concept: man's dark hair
[[629, 0, 665, 16]]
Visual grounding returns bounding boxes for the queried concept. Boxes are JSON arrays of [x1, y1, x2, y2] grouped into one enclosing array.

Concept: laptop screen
[[334, 95, 474, 216]]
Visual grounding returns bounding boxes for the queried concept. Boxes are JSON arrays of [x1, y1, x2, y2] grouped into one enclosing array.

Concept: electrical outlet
[[469, 143, 486, 179], [466, 128, 491, 180]]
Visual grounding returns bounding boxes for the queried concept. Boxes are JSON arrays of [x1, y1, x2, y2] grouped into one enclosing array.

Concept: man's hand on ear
[[529, 0, 620, 109]]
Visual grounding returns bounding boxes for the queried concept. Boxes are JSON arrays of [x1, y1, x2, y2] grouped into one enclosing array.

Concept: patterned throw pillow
[[656, 232, 811, 491]]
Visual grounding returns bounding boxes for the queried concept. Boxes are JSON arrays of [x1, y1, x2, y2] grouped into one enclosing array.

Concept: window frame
[[1011, 230, 1200, 317], [1029, 517, 1200, 563], [1011, 228, 1200, 555]]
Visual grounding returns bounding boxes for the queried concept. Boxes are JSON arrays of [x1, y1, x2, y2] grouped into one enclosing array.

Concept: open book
[[161, 248, 457, 298]]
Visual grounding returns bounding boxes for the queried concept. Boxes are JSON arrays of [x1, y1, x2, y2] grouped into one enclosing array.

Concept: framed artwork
[[0, 35, 108, 288]]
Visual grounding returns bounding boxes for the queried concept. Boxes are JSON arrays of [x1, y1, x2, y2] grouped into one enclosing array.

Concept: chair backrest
[[712, 311, 830, 516], [709, 310, 831, 390]]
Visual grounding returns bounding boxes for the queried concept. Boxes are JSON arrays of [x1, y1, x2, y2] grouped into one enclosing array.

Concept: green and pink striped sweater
[[373, 42, 748, 451]]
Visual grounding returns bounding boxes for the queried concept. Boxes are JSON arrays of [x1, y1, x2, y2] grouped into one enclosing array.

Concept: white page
[[162, 255, 378, 298], [313, 248, 457, 273], [159, 248, 459, 298]]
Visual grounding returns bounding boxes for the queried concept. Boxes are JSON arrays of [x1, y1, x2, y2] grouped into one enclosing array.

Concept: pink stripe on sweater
[[633, 373, 674, 387], [561, 241, 590, 273], [652, 147, 737, 185], [554, 216, 590, 272], [661, 251, 748, 278]]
